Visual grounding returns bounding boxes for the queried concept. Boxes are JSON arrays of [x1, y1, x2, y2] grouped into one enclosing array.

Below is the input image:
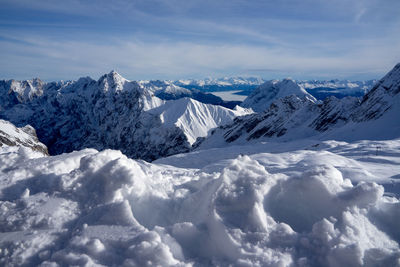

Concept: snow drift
[[0, 138, 399, 266]]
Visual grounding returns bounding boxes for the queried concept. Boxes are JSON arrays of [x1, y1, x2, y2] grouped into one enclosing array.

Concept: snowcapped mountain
[[0, 119, 48, 154], [173, 77, 263, 99], [197, 64, 400, 148], [352, 63, 400, 121], [299, 79, 376, 100], [172, 77, 375, 102], [149, 97, 251, 144], [174, 76, 264, 87], [0, 65, 399, 266], [0, 71, 249, 161], [138, 79, 232, 107], [241, 78, 317, 112]]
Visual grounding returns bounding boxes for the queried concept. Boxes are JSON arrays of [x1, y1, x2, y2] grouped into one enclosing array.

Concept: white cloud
[[1, 33, 399, 81], [1, 0, 400, 80]]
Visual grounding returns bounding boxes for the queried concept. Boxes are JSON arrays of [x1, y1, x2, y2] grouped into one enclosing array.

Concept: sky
[[0, 0, 400, 81]]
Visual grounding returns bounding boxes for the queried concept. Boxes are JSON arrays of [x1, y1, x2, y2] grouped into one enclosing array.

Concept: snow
[[174, 77, 264, 87], [148, 97, 252, 144], [197, 63, 400, 148], [299, 80, 375, 92], [1, 71, 251, 160], [0, 119, 48, 154], [1, 137, 399, 266], [0, 65, 399, 266], [0, 120, 34, 144]]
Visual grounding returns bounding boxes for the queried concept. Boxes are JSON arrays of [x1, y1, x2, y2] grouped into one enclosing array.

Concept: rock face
[[0, 119, 48, 155], [0, 71, 249, 161], [198, 63, 400, 147], [206, 95, 320, 146], [352, 63, 400, 122], [241, 78, 317, 112]]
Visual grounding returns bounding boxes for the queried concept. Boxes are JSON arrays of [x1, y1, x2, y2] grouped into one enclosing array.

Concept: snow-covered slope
[[241, 78, 317, 112], [1, 135, 399, 266], [149, 97, 252, 144], [352, 63, 400, 121], [0, 119, 48, 154], [198, 64, 400, 148], [0, 72, 249, 161]]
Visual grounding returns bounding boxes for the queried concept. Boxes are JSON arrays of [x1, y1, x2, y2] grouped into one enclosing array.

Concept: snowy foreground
[[1, 139, 400, 266]]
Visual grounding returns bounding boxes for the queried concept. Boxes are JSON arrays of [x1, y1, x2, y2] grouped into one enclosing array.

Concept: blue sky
[[0, 0, 399, 81]]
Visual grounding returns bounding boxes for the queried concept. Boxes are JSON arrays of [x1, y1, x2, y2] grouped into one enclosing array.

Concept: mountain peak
[[98, 70, 133, 92], [106, 70, 126, 81], [241, 79, 316, 112], [362, 63, 400, 100], [379, 62, 400, 95]]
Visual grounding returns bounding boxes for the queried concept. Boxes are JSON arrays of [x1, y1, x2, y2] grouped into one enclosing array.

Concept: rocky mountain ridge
[[0, 71, 249, 161], [241, 78, 317, 112], [197, 63, 400, 148], [0, 119, 48, 155]]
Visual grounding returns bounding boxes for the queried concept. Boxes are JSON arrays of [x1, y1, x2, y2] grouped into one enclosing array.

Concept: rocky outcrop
[[0, 119, 48, 155]]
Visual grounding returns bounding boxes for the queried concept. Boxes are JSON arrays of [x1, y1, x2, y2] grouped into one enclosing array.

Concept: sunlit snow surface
[[1, 139, 400, 266]]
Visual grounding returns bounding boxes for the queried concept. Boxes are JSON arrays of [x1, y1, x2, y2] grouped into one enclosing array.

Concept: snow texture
[[0, 138, 400, 266]]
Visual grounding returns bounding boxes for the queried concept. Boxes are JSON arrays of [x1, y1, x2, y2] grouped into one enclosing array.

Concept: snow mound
[[1, 139, 399, 266], [241, 78, 317, 112]]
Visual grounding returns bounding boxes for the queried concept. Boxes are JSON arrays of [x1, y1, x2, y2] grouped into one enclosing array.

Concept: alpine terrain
[[0, 64, 399, 266], [0, 71, 250, 161]]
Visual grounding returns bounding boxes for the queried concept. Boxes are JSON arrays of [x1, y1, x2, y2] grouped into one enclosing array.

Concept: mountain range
[[0, 64, 399, 267], [197, 63, 400, 149], [0, 71, 250, 161], [0, 66, 395, 161]]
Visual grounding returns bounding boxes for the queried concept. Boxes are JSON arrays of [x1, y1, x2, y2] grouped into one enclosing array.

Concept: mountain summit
[[241, 78, 316, 112]]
